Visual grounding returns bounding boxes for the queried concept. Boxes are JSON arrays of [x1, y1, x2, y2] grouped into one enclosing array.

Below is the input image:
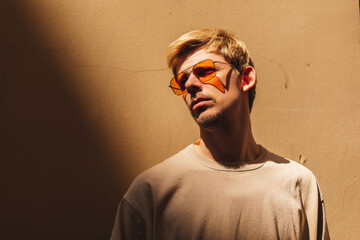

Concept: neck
[[197, 114, 260, 165]]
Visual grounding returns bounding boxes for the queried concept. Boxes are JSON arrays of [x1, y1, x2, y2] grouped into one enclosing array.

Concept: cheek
[[204, 76, 225, 93], [183, 93, 191, 107]]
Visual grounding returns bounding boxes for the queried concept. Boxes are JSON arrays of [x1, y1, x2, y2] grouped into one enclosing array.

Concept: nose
[[184, 73, 203, 94]]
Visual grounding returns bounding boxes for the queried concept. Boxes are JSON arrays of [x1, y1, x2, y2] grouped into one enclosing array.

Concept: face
[[176, 47, 245, 129]]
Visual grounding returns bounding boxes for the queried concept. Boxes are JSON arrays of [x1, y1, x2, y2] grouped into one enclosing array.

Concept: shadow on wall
[[0, 2, 126, 239]]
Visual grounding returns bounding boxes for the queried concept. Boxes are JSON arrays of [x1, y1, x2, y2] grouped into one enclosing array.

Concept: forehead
[[176, 47, 227, 74]]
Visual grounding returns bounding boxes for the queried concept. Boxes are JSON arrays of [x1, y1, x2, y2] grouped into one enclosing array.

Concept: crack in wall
[[329, 183, 353, 225], [75, 64, 169, 73]]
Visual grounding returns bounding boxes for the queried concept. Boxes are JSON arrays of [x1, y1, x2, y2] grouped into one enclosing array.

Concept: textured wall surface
[[1, 0, 359, 239]]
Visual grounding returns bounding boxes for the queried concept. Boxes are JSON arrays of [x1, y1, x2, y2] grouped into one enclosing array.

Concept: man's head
[[167, 29, 256, 112]]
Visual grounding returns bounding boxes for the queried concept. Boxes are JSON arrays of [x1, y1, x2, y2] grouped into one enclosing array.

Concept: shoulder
[[262, 148, 322, 201], [137, 145, 194, 181], [124, 145, 195, 199], [263, 148, 318, 184]]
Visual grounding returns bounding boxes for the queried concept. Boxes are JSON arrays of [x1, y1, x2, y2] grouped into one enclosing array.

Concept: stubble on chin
[[191, 95, 243, 129], [192, 108, 225, 129]]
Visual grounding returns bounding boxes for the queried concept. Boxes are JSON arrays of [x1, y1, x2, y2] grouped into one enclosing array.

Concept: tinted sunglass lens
[[170, 78, 183, 95], [193, 60, 216, 82], [170, 59, 218, 96], [176, 72, 189, 90]]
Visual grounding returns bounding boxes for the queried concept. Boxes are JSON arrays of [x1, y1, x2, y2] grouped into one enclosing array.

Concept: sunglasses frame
[[169, 59, 233, 96]]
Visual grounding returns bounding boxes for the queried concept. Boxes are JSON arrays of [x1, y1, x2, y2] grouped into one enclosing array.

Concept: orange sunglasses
[[169, 59, 232, 96]]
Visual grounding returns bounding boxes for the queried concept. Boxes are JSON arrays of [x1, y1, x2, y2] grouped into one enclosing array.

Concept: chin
[[194, 110, 225, 129]]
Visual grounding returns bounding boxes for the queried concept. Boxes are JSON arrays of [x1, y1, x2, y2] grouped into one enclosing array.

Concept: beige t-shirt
[[111, 145, 329, 240]]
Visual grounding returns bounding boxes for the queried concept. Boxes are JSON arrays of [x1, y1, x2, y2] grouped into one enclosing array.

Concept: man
[[111, 29, 329, 240]]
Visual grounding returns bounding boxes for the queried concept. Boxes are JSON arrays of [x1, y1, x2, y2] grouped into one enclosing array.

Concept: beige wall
[[1, 0, 359, 239]]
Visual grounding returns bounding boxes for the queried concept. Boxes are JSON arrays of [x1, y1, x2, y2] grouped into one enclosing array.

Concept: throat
[[198, 122, 260, 164]]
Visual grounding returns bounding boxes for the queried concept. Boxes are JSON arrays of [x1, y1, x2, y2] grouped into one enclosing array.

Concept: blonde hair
[[166, 29, 256, 112]]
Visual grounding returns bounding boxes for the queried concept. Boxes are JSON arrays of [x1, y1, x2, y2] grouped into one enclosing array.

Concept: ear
[[240, 66, 256, 92]]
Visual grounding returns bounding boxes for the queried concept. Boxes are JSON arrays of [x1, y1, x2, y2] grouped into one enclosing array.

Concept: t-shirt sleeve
[[110, 198, 152, 240], [317, 183, 330, 240], [301, 174, 330, 240]]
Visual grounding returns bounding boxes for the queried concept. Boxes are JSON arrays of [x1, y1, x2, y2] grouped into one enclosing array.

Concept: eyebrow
[[177, 59, 230, 75], [177, 59, 216, 74], [177, 62, 198, 75]]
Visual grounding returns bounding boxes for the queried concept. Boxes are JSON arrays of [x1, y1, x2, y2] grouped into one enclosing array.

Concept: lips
[[191, 97, 212, 110]]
